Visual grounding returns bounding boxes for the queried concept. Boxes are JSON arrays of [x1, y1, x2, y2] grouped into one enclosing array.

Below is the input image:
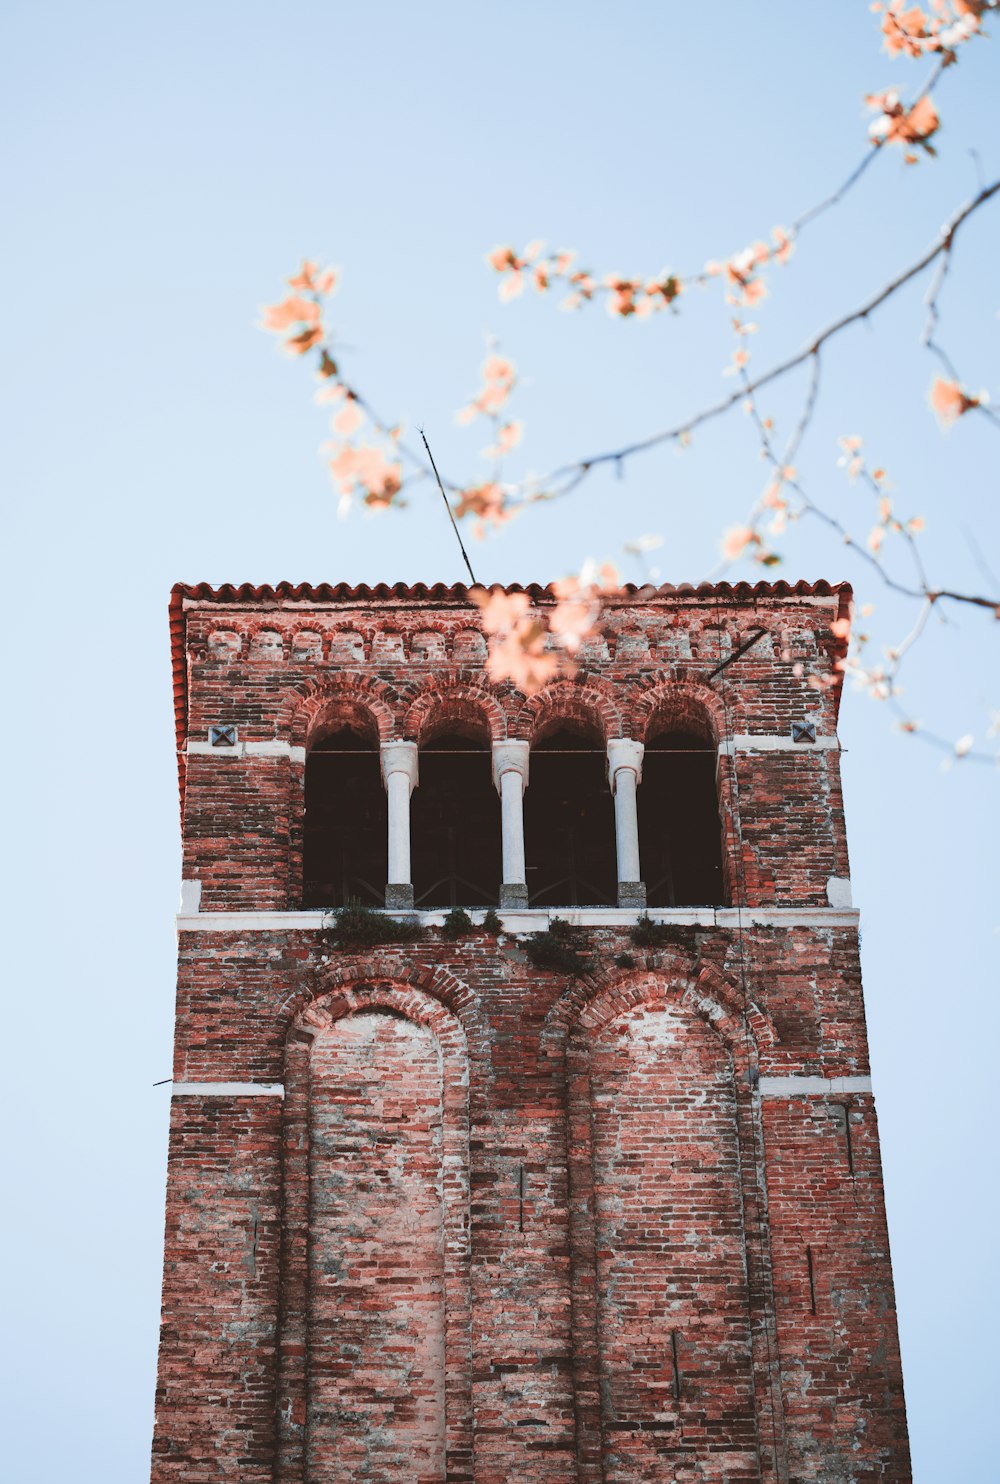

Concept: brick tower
[[152, 579, 910, 1483]]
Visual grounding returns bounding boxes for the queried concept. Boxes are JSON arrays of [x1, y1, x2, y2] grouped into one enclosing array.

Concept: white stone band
[[171, 1082, 285, 1097], [176, 906, 860, 932], [186, 741, 306, 761], [758, 1075, 872, 1097], [718, 735, 839, 754]]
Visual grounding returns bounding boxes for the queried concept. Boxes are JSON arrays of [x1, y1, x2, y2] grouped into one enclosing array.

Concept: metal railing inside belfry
[[410, 732, 501, 907], [524, 727, 617, 907], [639, 729, 726, 908], [302, 727, 386, 908]]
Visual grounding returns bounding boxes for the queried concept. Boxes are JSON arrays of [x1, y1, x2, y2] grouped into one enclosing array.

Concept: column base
[[499, 883, 530, 909], [617, 881, 647, 909], [384, 883, 414, 910]]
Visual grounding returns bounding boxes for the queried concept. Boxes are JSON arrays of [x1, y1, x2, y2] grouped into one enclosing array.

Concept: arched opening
[[410, 727, 501, 907], [639, 727, 725, 906], [524, 723, 616, 906], [302, 723, 386, 907]]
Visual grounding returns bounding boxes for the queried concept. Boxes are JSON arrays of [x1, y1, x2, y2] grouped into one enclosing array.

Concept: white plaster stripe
[[176, 906, 860, 932], [186, 740, 306, 761], [718, 735, 839, 754], [759, 1075, 872, 1097], [171, 1082, 285, 1098]]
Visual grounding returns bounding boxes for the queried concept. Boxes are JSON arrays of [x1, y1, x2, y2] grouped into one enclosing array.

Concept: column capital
[[380, 740, 419, 792], [607, 737, 644, 791], [492, 739, 530, 793]]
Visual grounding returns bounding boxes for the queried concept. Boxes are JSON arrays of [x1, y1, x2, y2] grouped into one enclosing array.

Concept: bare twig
[[524, 179, 998, 507]]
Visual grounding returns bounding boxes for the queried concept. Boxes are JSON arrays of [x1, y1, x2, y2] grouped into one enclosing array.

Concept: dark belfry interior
[[639, 728, 726, 907], [410, 731, 502, 907], [302, 726, 386, 907], [524, 725, 617, 907]]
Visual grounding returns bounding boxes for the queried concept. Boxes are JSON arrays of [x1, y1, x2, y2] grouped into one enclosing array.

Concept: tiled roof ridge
[[173, 578, 851, 603]]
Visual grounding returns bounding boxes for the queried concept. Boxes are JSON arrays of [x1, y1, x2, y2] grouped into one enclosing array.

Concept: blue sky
[[3, 3, 998, 1478]]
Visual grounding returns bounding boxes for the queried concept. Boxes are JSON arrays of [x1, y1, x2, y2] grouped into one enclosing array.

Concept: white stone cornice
[[176, 905, 860, 932]]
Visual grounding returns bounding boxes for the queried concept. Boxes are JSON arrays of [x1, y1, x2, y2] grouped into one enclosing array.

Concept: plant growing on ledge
[[523, 918, 595, 978], [629, 915, 693, 950], [323, 902, 426, 949], [481, 909, 503, 936], [441, 907, 475, 940]]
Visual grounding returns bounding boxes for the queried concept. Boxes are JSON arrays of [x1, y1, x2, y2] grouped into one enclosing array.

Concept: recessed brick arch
[[545, 963, 785, 1483], [401, 673, 509, 744], [278, 956, 486, 1050], [628, 673, 737, 746], [541, 956, 774, 1062], [512, 674, 624, 743], [277, 976, 474, 1484], [627, 675, 747, 909], [285, 671, 402, 748]]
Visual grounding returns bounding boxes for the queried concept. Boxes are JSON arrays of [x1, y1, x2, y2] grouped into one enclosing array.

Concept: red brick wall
[[151, 585, 910, 1482]]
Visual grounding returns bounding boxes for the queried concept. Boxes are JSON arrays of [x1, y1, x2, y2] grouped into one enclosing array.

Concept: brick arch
[[627, 673, 746, 908], [549, 963, 784, 1481], [285, 671, 403, 748], [279, 956, 485, 1052], [628, 672, 738, 746], [541, 956, 773, 1063], [277, 974, 474, 1483], [512, 673, 624, 743], [401, 673, 509, 744]]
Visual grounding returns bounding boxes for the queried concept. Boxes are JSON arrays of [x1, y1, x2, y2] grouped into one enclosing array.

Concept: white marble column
[[492, 740, 530, 909], [607, 738, 646, 909], [380, 741, 419, 908]]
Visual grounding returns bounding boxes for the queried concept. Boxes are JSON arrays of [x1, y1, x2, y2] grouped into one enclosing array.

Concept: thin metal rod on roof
[[419, 429, 478, 588], [706, 626, 768, 680]]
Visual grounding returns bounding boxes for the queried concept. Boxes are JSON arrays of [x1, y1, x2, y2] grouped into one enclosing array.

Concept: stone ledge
[[171, 1081, 285, 1097], [176, 906, 861, 933]]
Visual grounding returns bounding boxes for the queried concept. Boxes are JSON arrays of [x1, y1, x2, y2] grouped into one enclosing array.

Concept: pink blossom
[[499, 271, 525, 302], [721, 526, 756, 562], [486, 245, 516, 272], [482, 354, 515, 386], [261, 295, 320, 332], [473, 589, 531, 633], [333, 399, 364, 436]]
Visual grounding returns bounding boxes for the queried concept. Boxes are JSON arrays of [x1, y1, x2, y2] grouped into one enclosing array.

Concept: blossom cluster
[[874, 0, 991, 59], [485, 227, 796, 320], [261, 261, 403, 514], [473, 563, 620, 692], [836, 436, 926, 555]]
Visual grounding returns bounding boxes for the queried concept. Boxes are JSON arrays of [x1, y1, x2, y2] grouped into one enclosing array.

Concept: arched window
[[410, 729, 501, 907], [639, 728, 725, 906], [302, 724, 386, 907], [524, 724, 616, 906]]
